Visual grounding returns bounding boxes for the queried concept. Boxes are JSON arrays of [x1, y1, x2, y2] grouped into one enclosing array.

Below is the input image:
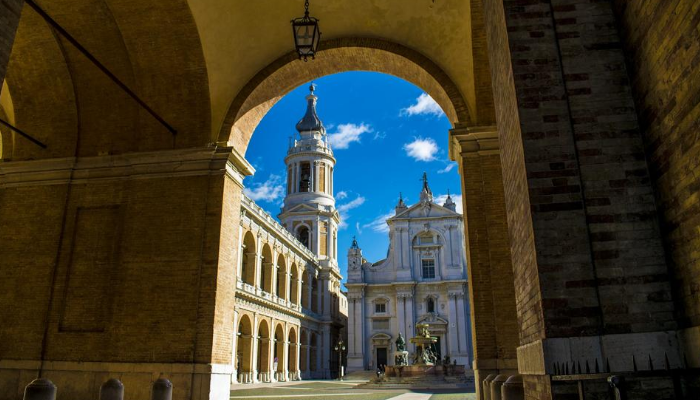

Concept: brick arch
[[220, 37, 471, 151]]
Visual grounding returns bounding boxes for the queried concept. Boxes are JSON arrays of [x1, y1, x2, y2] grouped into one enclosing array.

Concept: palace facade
[[346, 176, 473, 372], [233, 86, 347, 384]]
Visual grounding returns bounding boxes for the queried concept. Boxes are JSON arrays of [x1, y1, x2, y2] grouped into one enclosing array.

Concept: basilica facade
[[232, 85, 347, 384], [346, 177, 472, 372]]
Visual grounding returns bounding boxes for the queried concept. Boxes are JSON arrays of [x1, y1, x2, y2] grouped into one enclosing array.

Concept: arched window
[[427, 298, 435, 313], [297, 226, 310, 249]]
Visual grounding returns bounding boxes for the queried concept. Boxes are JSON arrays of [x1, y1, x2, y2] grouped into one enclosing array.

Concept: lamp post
[[291, 0, 321, 61], [334, 339, 346, 381]]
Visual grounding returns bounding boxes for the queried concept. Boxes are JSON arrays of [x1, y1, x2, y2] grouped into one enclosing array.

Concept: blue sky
[[243, 71, 462, 283]]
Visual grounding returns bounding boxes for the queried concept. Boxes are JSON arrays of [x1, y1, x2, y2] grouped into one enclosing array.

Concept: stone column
[[271, 261, 279, 297], [251, 314, 259, 383], [306, 270, 314, 310], [231, 310, 239, 384], [449, 127, 518, 398], [282, 327, 289, 381], [396, 295, 406, 339], [255, 252, 263, 290], [285, 270, 291, 303], [447, 292, 459, 357], [296, 274, 303, 307], [321, 326, 330, 378], [405, 295, 415, 352], [237, 226, 244, 280], [305, 344, 311, 377], [295, 341, 301, 380]]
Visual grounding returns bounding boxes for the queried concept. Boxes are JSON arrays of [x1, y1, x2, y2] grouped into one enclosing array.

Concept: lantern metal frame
[[291, 0, 321, 61]]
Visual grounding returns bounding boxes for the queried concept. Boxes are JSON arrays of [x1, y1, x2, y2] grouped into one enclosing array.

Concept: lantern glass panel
[[295, 23, 315, 47]]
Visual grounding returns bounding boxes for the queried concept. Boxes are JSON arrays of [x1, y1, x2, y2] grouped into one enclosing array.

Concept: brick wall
[[613, 0, 700, 337], [484, 0, 677, 347], [0, 164, 238, 398]]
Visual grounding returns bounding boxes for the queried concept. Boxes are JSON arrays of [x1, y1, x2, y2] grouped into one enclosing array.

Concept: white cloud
[[434, 193, 463, 214], [337, 196, 366, 229], [401, 93, 444, 117], [363, 210, 395, 234], [355, 222, 362, 235], [243, 174, 285, 202], [438, 163, 457, 174], [328, 123, 372, 149], [336, 190, 348, 200], [403, 137, 439, 162]]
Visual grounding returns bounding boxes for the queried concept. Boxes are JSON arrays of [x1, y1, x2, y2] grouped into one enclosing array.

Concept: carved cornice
[[448, 125, 498, 160], [0, 146, 254, 188]]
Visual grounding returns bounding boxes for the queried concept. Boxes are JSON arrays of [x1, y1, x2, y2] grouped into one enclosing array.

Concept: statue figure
[[395, 332, 406, 352]]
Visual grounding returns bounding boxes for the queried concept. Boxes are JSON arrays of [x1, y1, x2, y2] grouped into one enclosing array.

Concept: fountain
[[410, 323, 438, 365], [358, 324, 473, 390]]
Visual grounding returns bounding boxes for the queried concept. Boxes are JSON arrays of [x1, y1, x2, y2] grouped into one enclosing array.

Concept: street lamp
[[291, 0, 321, 61], [334, 339, 346, 380]]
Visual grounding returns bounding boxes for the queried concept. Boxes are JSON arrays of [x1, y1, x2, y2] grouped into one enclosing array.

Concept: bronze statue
[[395, 332, 406, 352]]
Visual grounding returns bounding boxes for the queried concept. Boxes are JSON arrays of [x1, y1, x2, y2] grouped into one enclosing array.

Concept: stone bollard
[[490, 374, 509, 400], [100, 378, 124, 400], [501, 374, 524, 400], [23, 378, 57, 400], [482, 374, 497, 400], [152, 377, 173, 400]]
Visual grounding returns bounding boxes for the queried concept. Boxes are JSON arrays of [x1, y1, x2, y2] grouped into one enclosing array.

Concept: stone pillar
[[237, 226, 244, 280], [281, 328, 289, 381], [405, 295, 415, 352], [251, 314, 259, 383], [296, 275, 303, 306], [255, 253, 263, 289], [449, 127, 519, 399], [305, 344, 311, 377], [272, 262, 279, 297], [456, 292, 469, 355], [396, 295, 406, 339], [306, 270, 313, 310], [285, 271, 291, 303], [231, 310, 239, 384], [447, 292, 460, 357], [295, 341, 301, 380]]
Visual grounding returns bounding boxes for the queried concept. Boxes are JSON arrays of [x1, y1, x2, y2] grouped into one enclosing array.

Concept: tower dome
[[295, 84, 325, 134], [280, 84, 339, 270]]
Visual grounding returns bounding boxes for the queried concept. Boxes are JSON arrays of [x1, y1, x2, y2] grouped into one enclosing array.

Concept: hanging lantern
[[291, 0, 321, 61]]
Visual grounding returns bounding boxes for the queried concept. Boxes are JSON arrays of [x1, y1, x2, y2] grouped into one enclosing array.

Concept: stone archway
[[300, 330, 308, 376], [241, 231, 257, 287], [257, 319, 271, 383], [236, 315, 254, 384], [273, 324, 286, 381], [288, 327, 298, 380], [220, 37, 471, 154]]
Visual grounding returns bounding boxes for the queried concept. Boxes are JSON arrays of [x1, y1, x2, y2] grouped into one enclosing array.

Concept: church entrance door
[[376, 347, 387, 368], [433, 336, 441, 362]]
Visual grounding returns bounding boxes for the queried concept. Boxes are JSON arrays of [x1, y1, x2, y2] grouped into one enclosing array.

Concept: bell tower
[[279, 84, 339, 270]]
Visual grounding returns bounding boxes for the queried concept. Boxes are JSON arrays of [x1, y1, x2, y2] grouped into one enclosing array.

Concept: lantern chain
[[305, 0, 310, 16]]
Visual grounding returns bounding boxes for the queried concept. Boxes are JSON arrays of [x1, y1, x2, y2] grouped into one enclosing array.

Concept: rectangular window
[[320, 222, 328, 257], [319, 163, 326, 193], [372, 319, 390, 330], [375, 303, 386, 313], [422, 259, 435, 279], [420, 235, 434, 244]]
